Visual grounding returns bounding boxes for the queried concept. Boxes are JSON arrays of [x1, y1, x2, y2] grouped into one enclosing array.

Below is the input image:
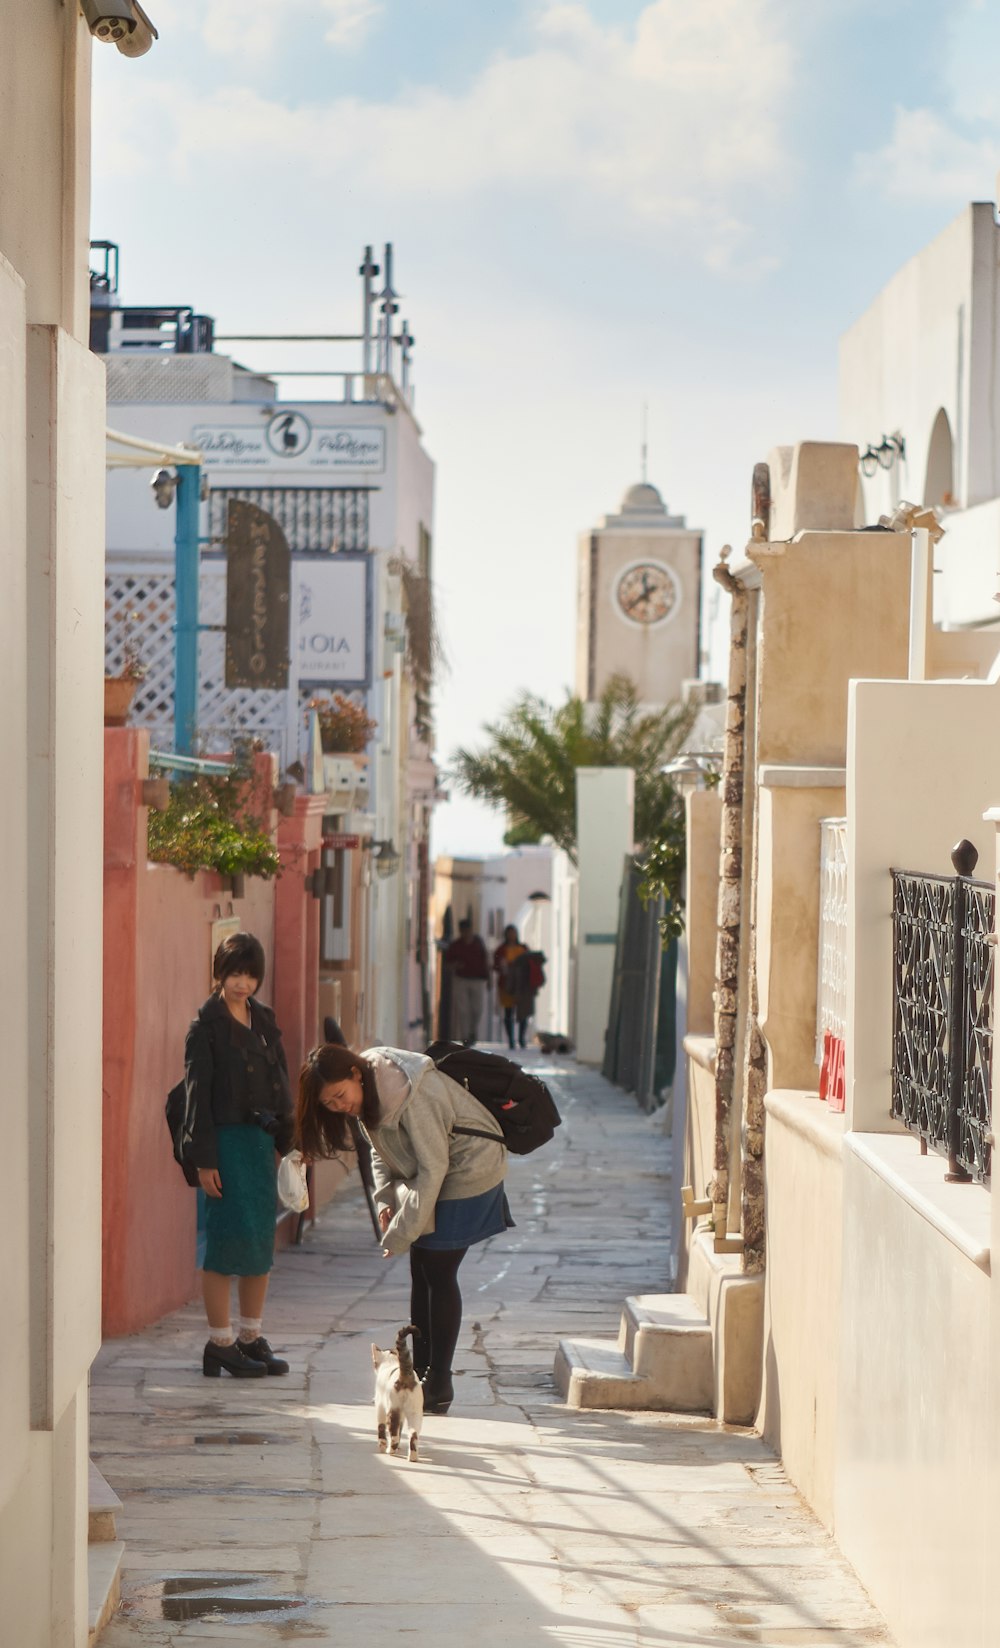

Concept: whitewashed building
[[98, 244, 438, 1047]]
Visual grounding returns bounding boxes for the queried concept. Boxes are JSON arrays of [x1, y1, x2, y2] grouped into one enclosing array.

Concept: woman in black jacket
[[184, 931, 293, 1378]]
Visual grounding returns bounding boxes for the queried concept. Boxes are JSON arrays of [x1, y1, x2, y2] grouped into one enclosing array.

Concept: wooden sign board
[[225, 499, 290, 688]]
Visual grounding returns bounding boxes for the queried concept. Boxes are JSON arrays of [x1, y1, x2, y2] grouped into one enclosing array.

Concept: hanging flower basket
[[308, 692, 377, 754], [104, 675, 138, 727]]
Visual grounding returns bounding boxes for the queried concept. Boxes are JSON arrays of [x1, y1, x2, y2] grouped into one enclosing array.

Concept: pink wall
[[103, 731, 282, 1337]]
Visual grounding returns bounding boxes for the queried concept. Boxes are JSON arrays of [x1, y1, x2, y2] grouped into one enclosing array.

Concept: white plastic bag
[[277, 1150, 309, 1213]]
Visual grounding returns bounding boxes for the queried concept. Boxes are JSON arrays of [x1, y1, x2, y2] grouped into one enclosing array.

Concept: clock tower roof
[[600, 479, 686, 530]]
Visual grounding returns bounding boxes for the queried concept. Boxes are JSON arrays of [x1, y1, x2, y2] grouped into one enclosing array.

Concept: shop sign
[[224, 500, 290, 688], [191, 413, 385, 472], [292, 554, 371, 688]]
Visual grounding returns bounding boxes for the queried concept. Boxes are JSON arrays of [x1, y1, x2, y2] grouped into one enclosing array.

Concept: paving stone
[[93, 1053, 893, 1646]]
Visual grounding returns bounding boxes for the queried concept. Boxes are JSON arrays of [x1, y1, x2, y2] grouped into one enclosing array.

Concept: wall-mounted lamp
[[364, 838, 401, 878], [859, 433, 905, 479], [151, 467, 177, 509]]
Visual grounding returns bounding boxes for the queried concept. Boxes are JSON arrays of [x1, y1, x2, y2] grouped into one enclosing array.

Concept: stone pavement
[[91, 1055, 892, 1646]]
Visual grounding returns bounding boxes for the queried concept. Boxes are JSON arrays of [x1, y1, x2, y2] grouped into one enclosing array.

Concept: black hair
[[213, 930, 266, 990], [296, 1043, 380, 1157]]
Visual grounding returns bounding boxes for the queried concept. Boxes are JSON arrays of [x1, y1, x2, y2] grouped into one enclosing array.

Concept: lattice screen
[[105, 562, 307, 767]]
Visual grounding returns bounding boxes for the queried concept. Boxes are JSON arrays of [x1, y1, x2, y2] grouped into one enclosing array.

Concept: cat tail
[[395, 1323, 418, 1378]]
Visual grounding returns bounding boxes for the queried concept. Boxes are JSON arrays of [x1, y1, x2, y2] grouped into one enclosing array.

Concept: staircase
[[554, 1229, 764, 1423], [555, 1292, 714, 1412], [88, 1460, 124, 1644]]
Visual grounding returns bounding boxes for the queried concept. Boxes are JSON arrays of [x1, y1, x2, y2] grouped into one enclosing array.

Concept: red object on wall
[[819, 1030, 846, 1113]]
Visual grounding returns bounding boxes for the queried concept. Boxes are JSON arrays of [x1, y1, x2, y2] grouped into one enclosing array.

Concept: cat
[[372, 1323, 424, 1461]]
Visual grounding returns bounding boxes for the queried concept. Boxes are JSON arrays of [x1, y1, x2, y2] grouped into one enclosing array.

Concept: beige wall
[[848, 674, 1000, 1134], [756, 781, 845, 1091], [759, 1092, 844, 1530], [753, 531, 910, 767], [0, 11, 105, 1646], [837, 1141, 990, 1648]]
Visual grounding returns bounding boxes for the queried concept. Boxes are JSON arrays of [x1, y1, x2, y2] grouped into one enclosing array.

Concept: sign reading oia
[[292, 557, 370, 688]]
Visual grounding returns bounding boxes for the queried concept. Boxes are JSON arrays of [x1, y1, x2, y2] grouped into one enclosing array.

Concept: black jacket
[[183, 993, 293, 1170]]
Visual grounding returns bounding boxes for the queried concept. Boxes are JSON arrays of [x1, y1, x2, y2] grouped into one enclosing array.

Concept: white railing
[[816, 818, 847, 1105]]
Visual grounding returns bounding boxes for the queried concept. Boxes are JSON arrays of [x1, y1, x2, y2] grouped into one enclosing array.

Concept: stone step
[[88, 1459, 122, 1544], [88, 1540, 124, 1645], [554, 1337, 655, 1409], [617, 1293, 714, 1412]]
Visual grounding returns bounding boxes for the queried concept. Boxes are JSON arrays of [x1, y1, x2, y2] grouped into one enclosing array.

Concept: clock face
[[614, 560, 681, 627]]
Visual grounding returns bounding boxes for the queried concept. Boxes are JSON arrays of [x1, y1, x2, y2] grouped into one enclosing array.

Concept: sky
[[91, 0, 1000, 855]]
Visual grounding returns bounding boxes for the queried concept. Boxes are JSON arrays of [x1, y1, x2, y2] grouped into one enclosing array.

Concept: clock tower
[[575, 480, 702, 705]]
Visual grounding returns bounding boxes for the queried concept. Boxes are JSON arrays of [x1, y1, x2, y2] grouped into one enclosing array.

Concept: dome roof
[[620, 481, 666, 514]]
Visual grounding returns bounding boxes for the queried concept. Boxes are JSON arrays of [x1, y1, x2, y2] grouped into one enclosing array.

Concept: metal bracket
[[713, 1231, 744, 1255], [681, 1186, 713, 1219]]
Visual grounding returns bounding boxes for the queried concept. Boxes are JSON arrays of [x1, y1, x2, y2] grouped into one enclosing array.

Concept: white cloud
[[323, 0, 382, 49], [99, 0, 795, 267], [199, 0, 381, 61], [856, 106, 1000, 204]]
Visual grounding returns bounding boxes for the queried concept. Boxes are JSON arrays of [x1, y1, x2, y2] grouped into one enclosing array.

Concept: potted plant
[[104, 609, 146, 727], [308, 692, 377, 754]]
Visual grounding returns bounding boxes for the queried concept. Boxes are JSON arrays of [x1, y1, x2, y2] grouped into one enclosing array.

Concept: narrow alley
[[91, 1059, 891, 1646]]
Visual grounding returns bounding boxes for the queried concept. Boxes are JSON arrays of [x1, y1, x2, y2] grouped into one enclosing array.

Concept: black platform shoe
[[421, 1369, 454, 1414], [237, 1336, 290, 1376], [203, 1339, 268, 1379]]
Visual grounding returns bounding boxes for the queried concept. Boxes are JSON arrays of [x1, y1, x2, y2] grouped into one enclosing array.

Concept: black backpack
[[165, 1078, 200, 1187], [425, 1040, 562, 1156]]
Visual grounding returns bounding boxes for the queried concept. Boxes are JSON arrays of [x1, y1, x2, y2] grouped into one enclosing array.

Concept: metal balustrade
[[891, 841, 994, 1183]]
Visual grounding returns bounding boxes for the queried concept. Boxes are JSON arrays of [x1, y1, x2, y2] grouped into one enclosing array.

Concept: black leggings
[[503, 1006, 529, 1049], [409, 1245, 468, 1377]]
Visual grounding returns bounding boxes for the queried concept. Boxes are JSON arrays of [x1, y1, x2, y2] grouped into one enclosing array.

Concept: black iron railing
[[891, 840, 994, 1182]]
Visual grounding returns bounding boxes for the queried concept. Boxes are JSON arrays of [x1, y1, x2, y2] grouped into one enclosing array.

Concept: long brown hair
[[296, 1043, 380, 1157]]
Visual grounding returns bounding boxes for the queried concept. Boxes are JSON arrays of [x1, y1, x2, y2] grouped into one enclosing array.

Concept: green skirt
[[202, 1124, 277, 1277]]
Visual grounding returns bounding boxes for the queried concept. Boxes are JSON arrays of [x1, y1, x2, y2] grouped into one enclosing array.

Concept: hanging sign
[[292, 554, 371, 689], [224, 500, 290, 688]]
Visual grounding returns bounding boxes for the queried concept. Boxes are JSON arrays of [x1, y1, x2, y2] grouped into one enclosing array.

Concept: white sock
[[238, 1317, 263, 1343], [209, 1328, 235, 1347]]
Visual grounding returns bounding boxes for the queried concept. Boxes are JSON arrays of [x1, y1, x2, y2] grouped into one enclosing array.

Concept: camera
[[80, 0, 158, 56]]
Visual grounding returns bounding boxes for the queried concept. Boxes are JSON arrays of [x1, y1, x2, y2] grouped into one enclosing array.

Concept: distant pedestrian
[[494, 923, 532, 1051], [443, 918, 489, 1045], [297, 1042, 511, 1414], [184, 932, 294, 1379]]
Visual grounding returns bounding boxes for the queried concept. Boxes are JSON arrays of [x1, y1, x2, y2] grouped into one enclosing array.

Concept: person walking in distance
[[296, 1042, 511, 1413], [494, 923, 530, 1051], [184, 932, 294, 1378], [443, 918, 489, 1046]]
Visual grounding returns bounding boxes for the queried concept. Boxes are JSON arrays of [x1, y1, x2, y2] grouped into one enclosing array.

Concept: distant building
[[96, 243, 438, 1047], [575, 479, 703, 706]]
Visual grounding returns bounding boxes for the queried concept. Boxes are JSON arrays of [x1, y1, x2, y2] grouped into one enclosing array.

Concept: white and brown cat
[[372, 1324, 424, 1461]]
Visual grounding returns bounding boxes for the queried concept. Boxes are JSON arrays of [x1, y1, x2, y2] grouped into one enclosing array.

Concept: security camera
[[80, 0, 133, 40], [116, 1, 158, 57], [80, 0, 158, 55]]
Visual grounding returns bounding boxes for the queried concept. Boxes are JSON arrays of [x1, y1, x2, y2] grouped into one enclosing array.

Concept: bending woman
[[297, 1043, 512, 1413], [184, 931, 294, 1378]]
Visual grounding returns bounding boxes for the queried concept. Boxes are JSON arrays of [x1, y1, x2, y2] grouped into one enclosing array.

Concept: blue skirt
[[413, 1184, 515, 1251], [202, 1124, 277, 1276]]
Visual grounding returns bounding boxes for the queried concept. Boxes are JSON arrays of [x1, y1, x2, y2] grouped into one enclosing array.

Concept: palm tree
[[450, 673, 694, 865]]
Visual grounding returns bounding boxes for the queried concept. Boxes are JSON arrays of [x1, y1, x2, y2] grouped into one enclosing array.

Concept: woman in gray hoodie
[[297, 1042, 512, 1413]]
